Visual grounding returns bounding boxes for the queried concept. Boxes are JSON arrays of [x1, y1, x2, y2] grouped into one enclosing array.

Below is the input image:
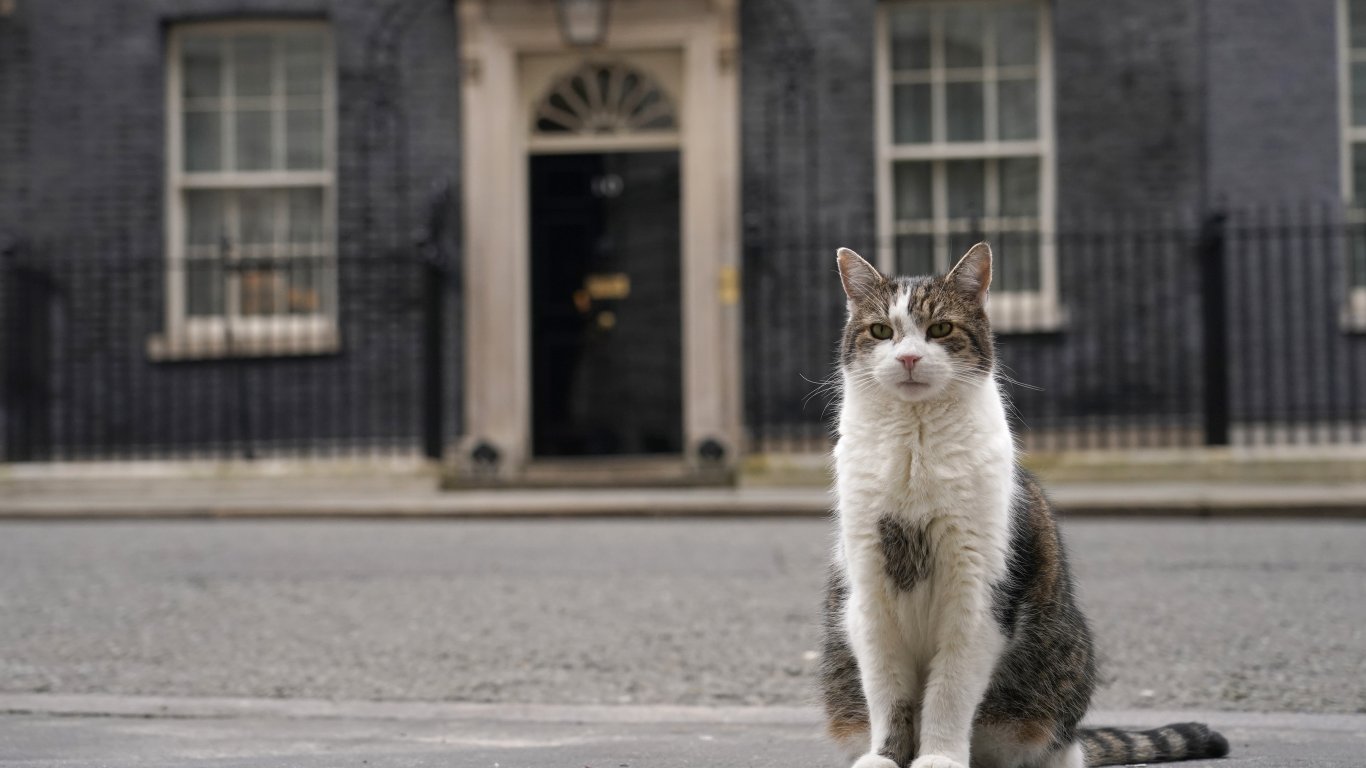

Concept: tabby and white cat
[[819, 244, 1229, 768]]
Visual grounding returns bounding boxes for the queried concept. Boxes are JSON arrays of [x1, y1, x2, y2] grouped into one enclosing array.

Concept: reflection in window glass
[[945, 82, 985, 142], [893, 84, 932, 144], [889, 6, 932, 71], [942, 7, 985, 68], [1000, 157, 1039, 216], [946, 160, 985, 220], [895, 162, 933, 221], [998, 78, 1038, 141]]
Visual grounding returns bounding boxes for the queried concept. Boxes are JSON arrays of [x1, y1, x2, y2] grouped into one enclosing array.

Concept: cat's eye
[[927, 322, 953, 339], [869, 323, 893, 340]]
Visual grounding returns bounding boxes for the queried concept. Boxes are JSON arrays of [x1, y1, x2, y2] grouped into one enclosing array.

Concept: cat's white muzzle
[[871, 340, 954, 402], [872, 359, 952, 402]]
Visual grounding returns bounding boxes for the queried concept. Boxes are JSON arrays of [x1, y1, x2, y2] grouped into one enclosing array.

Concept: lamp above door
[[557, 0, 611, 47]]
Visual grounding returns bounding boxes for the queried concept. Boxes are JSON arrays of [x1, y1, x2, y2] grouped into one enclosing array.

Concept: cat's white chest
[[834, 381, 1015, 612], [835, 385, 1014, 521]]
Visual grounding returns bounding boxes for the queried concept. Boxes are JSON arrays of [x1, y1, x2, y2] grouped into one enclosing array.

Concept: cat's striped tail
[[1079, 722, 1229, 765]]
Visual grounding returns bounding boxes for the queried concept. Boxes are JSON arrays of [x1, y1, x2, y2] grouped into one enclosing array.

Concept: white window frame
[[874, 0, 1060, 332], [1339, 0, 1366, 330], [151, 20, 339, 360]]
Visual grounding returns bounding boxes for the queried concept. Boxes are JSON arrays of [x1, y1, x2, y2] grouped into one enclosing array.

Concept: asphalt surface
[[1, 518, 1363, 715], [3, 700, 1364, 768]]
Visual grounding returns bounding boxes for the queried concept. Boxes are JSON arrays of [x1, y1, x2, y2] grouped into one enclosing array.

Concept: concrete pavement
[[1, 519, 1362, 712], [5, 449, 1366, 517], [1, 518, 1363, 766], [1, 695, 1364, 767]]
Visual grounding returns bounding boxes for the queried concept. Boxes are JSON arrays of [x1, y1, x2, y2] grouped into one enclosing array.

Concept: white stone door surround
[[455, 0, 740, 478]]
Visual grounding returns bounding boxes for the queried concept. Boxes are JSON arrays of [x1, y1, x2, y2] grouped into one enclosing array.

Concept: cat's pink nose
[[897, 354, 921, 372]]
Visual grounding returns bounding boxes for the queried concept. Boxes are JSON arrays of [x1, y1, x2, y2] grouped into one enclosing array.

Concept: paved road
[[1, 697, 1364, 767], [0, 518, 1362, 715]]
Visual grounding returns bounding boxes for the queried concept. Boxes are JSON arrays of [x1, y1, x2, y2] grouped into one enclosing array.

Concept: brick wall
[[0, 0, 462, 458], [740, 0, 877, 435], [3, 0, 1359, 457], [1206, 0, 1341, 205], [742, 0, 1360, 444], [1054, 0, 1207, 212], [0, 7, 30, 234]]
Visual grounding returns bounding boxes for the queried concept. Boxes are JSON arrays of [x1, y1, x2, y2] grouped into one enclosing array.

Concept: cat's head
[[836, 243, 995, 403]]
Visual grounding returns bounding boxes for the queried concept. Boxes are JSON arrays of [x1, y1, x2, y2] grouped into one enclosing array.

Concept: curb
[[0, 484, 1365, 518], [2, 693, 1364, 732], [0, 481, 1360, 516], [0, 488, 830, 519]]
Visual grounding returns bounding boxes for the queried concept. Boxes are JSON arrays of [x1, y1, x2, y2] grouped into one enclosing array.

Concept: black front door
[[529, 151, 683, 457]]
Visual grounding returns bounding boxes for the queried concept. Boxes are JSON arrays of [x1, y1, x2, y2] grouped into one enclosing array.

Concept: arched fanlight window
[[533, 61, 677, 135]]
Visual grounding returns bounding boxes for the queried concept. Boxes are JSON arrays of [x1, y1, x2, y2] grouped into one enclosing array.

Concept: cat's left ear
[[948, 242, 992, 305]]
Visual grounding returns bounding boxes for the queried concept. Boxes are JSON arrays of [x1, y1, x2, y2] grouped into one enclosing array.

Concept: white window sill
[[1344, 288, 1366, 334], [987, 292, 1066, 334], [147, 323, 340, 361]]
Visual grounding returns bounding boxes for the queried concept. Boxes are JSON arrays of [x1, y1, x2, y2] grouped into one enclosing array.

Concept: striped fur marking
[[1079, 722, 1230, 765]]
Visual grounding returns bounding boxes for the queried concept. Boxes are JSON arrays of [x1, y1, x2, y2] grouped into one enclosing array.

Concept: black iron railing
[[0, 240, 455, 462], [744, 208, 1366, 452], [5, 209, 1366, 462]]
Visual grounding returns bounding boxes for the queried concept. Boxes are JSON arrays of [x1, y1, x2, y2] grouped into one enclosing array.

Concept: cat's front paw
[[908, 756, 966, 768], [850, 754, 899, 768]]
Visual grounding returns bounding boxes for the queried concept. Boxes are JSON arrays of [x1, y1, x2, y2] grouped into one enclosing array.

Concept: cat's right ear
[[836, 248, 885, 303]]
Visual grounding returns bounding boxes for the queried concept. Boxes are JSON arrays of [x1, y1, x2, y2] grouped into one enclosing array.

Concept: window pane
[[998, 78, 1037, 140], [238, 190, 277, 245], [889, 6, 931, 71], [287, 259, 324, 314], [948, 232, 986, 267], [995, 230, 1041, 291], [946, 160, 985, 219], [1353, 62, 1366, 126], [288, 188, 324, 243], [182, 36, 223, 100], [1352, 0, 1366, 50], [945, 81, 984, 141], [1351, 224, 1366, 288], [234, 110, 273, 170], [285, 109, 324, 169], [995, 5, 1037, 67], [999, 157, 1040, 216], [186, 258, 225, 317], [185, 190, 224, 246], [1352, 143, 1366, 203], [896, 235, 936, 276], [894, 161, 933, 221], [943, 7, 985, 69], [240, 268, 284, 316], [232, 35, 274, 99], [284, 33, 325, 100], [892, 83, 932, 144], [184, 111, 222, 172]]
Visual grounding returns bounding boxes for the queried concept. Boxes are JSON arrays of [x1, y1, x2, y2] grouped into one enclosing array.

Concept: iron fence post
[[2, 241, 54, 462], [0, 240, 11, 462], [1199, 211, 1231, 446], [418, 181, 453, 462], [421, 256, 445, 460]]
